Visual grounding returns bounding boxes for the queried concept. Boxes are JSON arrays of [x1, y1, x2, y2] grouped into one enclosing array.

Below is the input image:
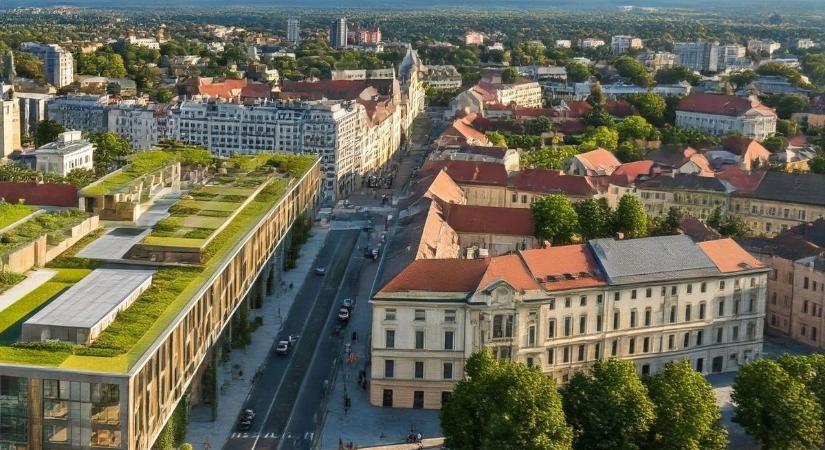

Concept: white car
[[274, 340, 290, 355], [342, 298, 354, 310]]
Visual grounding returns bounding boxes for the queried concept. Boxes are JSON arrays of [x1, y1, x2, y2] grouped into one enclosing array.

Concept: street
[[223, 228, 360, 450]]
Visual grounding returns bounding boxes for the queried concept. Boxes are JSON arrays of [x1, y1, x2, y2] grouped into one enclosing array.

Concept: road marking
[[252, 235, 347, 450], [276, 232, 363, 450], [230, 433, 259, 439], [304, 432, 314, 440]]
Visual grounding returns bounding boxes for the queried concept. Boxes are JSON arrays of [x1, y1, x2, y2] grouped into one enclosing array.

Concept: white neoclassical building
[[675, 92, 777, 140], [370, 235, 768, 409], [35, 130, 94, 176]]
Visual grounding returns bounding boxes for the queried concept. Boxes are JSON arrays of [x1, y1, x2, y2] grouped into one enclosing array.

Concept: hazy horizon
[[1, 0, 819, 12]]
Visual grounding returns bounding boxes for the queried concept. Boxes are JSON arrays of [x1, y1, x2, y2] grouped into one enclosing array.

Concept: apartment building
[[674, 41, 719, 72], [637, 51, 676, 72], [578, 38, 606, 49], [747, 39, 781, 56], [287, 17, 300, 45], [422, 65, 462, 90], [797, 39, 817, 50], [123, 36, 160, 50], [611, 35, 643, 54], [16, 92, 53, 138], [634, 174, 730, 221], [464, 31, 485, 46], [1, 94, 21, 158], [47, 95, 111, 133], [107, 106, 161, 150], [730, 171, 825, 236], [555, 40, 572, 49], [330, 68, 395, 81], [19, 42, 74, 88], [740, 226, 825, 351], [718, 44, 748, 70], [330, 17, 348, 49], [370, 235, 768, 409], [675, 92, 777, 140]]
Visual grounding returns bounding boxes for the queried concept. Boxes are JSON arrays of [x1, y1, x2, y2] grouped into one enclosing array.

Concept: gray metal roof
[[24, 265, 155, 329], [589, 235, 720, 285]]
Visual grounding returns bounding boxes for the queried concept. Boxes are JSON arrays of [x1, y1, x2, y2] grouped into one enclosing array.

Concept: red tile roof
[[421, 160, 509, 186], [605, 100, 634, 118], [677, 92, 776, 117], [438, 113, 490, 147], [444, 203, 535, 236], [510, 169, 597, 196], [716, 166, 767, 194], [612, 160, 657, 184], [478, 254, 540, 291]]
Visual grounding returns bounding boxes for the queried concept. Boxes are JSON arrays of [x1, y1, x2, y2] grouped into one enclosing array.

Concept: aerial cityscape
[[1, 1, 825, 450]]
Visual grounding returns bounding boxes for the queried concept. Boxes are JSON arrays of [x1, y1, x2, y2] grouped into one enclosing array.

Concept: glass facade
[[0, 375, 28, 450], [42, 380, 121, 449]]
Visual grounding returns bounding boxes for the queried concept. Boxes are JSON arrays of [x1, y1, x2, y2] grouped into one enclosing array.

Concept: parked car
[[342, 298, 354, 310], [237, 409, 255, 431], [338, 307, 351, 321], [274, 340, 290, 355], [314, 266, 326, 275]]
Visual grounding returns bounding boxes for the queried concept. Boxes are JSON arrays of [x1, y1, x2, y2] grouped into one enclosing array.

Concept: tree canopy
[[532, 194, 579, 244], [441, 349, 573, 450], [34, 119, 65, 147], [614, 194, 649, 239]]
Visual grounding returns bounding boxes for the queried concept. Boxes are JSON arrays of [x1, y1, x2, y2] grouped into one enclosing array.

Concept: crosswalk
[[228, 432, 314, 441]]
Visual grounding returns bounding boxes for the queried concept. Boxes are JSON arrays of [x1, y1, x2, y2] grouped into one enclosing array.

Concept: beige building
[[1, 94, 21, 158], [740, 225, 825, 349], [675, 93, 777, 141], [611, 35, 643, 54], [634, 174, 731, 221], [371, 235, 768, 409], [730, 171, 825, 236]]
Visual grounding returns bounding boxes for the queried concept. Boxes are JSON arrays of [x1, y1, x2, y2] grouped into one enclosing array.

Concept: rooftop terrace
[[0, 151, 318, 372]]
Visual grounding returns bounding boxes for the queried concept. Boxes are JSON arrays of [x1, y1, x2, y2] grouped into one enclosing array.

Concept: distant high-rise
[[330, 17, 348, 49], [674, 40, 720, 73], [287, 17, 300, 45], [19, 42, 74, 88]]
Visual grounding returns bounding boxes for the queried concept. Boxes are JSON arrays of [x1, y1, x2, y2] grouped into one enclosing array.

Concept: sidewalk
[[0, 268, 57, 312], [185, 226, 330, 449]]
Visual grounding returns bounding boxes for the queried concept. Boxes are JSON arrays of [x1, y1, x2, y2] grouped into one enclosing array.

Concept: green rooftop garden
[[80, 147, 213, 197], [0, 202, 35, 230], [0, 209, 91, 259], [0, 153, 317, 372]]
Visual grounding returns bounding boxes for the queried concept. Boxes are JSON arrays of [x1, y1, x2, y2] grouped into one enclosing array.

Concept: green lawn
[[0, 203, 34, 230], [167, 216, 226, 229], [199, 186, 256, 196], [180, 200, 239, 212], [142, 236, 206, 248], [81, 150, 178, 196], [0, 268, 93, 344]]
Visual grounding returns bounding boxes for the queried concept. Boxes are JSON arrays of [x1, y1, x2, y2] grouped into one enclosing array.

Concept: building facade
[[330, 17, 348, 49], [611, 35, 643, 54], [19, 43, 74, 88], [674, 41, 719, 72], [675, 93, 777, 140], [422, 65, 462, 90], [46, 95, 110, 134], [1, 95, 21, 158], [370, 236, 768, 409], [171, 99, 362, 198], [730, 172, 825, 236], [287, 18, 300, 45], [35, 130, 94, 176]]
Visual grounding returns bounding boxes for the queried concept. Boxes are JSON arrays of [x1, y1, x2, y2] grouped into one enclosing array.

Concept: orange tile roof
[[678, 92, 775, 117], [612, 160, 657, 184], [575, 148, 622, 175], [520, 245, 606, 291], [381, 258, 490, 293], [421, 160, 509, 186], [698, 238, 765, 273], [478, 254, 540, 291]]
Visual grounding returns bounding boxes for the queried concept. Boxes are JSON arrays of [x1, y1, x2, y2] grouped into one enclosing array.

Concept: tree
[[761, 135, 788, 152], [580, 126, 619, 151], [727, 70, 757, 91], [525, 116, 552, 135], [587, 82, 605, 108], [584, 108, 615, 128], [13, 51, 45, 82], [614, 194, 648, 238], [650, 207, 684, 236], [565, 61, 591, 82], [811, 154, 825, 174], [486, 131, 507, 146], [615, 140, 646, 163], [732, 359, 824, 450], [776, 354, 825, 427], [614, 56, 652, 87], [563, 359, 655, 450], [645, 360, 728, 450], [522, 146, 580, 170], [76, 51, 128, 78], [574, 198, 613, 240], [34, 120, 66, 147], [774, 94, 810, 120], [654, 66, 700, 85], [626, 93, 667, 125], [502, 67, 519, 84], [88, 132, 133, 175], [65, 168, 97, 188], [441, 349, 573, 450], [707, 206, 752, 237], [532, 194, 579, 244], [616, 115, 655, 142]]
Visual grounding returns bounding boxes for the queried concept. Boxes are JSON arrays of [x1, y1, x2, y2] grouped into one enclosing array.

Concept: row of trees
[[442, 351, 726, 450]]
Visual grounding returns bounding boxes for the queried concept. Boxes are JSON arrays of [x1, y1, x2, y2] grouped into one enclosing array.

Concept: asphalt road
[[223, 228, 360, 450]]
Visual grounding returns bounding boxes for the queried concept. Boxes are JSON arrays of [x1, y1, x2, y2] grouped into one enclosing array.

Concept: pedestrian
[[351, 331, 357, 342]]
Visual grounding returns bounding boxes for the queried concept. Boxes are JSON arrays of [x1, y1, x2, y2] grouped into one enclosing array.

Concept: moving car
[[274, 340, 290, 355], [342, 298, 354, 310], [314, 266, 326, 275], [237, 408, 256, 431], [337, 307, 351, 322]]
